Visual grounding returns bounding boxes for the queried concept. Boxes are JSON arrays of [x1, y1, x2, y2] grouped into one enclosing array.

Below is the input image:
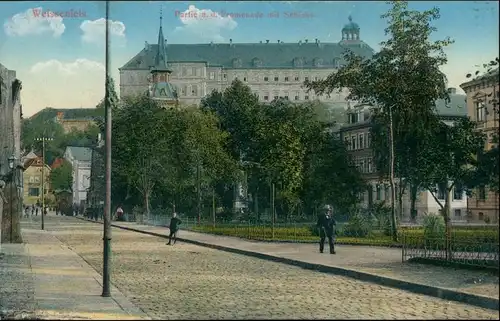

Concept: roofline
[[460, 70, 500, 89]]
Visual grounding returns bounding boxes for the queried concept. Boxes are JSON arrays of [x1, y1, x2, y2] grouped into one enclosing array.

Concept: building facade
[[340, 89, 470, 222], [22, 156, 51, 206], [119, 15, 374, 107], [460, 68, 499, 223], [55, 111, 96, 134], [63, 146, 92, 207]]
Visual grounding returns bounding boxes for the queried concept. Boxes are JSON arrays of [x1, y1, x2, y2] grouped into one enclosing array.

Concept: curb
[[77, 217, 499, 311]]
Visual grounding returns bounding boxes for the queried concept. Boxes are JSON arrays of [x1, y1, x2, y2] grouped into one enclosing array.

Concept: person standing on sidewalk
[[317, 204, 336, 254], [166, 212, 182, 245]]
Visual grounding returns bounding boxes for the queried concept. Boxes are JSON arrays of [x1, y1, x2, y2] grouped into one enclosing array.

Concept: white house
[[63, 146, 92, 207]]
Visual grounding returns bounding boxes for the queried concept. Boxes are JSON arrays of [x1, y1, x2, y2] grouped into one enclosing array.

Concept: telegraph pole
[[35, 136, 53, 230], [102, 0, 112, 298]]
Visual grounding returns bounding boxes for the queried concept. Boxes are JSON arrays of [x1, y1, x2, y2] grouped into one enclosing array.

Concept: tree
[[306, 1, 453, 241], [422, 117, 486, 258], [50, 159, 73, 192]]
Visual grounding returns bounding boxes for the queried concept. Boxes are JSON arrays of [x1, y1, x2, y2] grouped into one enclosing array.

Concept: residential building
[[63, 146, 92, 207], [28, 108, 100, 134], [339, 89, 469, 222], [22, 155, 51, 205], [460, 68, 499, 223], [119, 15, 374, 108], [55, 111, 96, 134]]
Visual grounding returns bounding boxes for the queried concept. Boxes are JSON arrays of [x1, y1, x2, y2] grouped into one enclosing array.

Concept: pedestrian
[[35, 206, 39, 216], [31, 204, 35, 216], [166, 212, 182, 245], [317, 204, 337, 254], [115, 206, 124, 221], [25, 206, 30, 218], [43, 206, 48, 216]]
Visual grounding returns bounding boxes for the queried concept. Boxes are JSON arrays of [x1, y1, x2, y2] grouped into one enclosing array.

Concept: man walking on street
[[167, 212, 182, 245], [317, 204, 336, 254]]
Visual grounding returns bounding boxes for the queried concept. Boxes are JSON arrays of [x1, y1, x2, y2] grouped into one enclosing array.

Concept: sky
[[0, 1, 498, 117]]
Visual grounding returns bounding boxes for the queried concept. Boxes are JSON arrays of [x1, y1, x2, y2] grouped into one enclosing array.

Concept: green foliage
[[422, 213, 445, 239], [371, 202, 392, 236], [342, 213, 374, 238], [49, 159, 73, 192]]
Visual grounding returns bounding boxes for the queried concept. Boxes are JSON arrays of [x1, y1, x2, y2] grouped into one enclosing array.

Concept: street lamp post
[[8, 155, 15, 243], [35, 136, 53, 230], [102, 0, 112, 298]]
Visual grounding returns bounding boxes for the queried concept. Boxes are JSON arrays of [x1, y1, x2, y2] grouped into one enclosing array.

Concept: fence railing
[[402, 234, 499, 269]]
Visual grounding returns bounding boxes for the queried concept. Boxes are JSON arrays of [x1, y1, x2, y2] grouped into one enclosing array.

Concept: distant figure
[[25, 206, 30, 218], [43, 206, 48, 216], [31, 204, 35, 216], [317, 204, 337, 254], [35, 206, 39, 216], [116, 206, 124, 221], [166, 212, 182, 246]]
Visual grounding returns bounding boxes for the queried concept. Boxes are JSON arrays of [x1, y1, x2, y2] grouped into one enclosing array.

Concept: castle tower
[[148, 9, 178, 107], [341, 15, 360, 41]]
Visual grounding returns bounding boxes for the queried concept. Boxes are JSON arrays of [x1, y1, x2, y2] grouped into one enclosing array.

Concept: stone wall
[[0, 62, 23, 244]]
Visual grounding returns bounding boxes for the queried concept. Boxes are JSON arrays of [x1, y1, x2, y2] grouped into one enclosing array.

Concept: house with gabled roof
[[63, 146, 92, 207]]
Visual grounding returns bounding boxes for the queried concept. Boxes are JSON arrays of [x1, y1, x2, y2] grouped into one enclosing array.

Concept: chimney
[[447, 87, 457, 94], [266, 40, 269, 44]]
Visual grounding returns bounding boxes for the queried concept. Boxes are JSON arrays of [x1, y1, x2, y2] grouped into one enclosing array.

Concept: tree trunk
[[398, 177, 404, 220], [388, 106, 398, 241], [410, 183, 418, 222], [144, 191, 150, 223], [443, 181, 452, 261], [1, 181, 23, 244]]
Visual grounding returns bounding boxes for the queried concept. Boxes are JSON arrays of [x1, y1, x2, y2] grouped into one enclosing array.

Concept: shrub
[[371, 202, 392, 236], [422, 213, 445, 239], [342, 213, 373, 237]]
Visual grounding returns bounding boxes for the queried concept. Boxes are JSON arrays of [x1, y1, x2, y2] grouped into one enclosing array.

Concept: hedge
[[188, 225, 499, 251]]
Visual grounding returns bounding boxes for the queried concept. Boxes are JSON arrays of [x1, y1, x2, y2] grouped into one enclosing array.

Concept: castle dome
[[342, 15, 359, 32]]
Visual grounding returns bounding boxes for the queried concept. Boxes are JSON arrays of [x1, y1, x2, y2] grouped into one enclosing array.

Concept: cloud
[[3, 7, 65, 37], [22, 59, 110, 114], [30, 58, 105, 75], [80, 18, 126, 44], [173, 5, 237, 42]]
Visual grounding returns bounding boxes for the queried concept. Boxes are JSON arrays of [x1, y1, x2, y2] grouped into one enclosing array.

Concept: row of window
[[354, 157, 374, 174], [207, 72, 321, 83], [27, 187, 48, 197], [345, 132, 371, 150]]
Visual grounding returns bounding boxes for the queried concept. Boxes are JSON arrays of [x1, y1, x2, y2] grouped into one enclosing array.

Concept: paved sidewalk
[[1, 222, 150, 320], [90, 219, 499, 311]]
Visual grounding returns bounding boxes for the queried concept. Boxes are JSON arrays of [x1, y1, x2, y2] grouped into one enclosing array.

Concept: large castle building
[[119, 15, 375, 107]]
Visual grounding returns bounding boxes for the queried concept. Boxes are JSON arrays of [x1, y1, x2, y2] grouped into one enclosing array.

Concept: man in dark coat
[[167, 212, 182, 245], [317, 204, 336, 254]]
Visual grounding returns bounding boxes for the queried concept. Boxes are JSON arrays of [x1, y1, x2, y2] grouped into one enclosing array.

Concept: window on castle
[[192, 85, 198, 96], [367, 158, 373, 173], [376, 186, 382, 201], [209, 72, 215, 80], [264, 96, 269, 101], [274, 96, 279, 100], [351, 136, 356, 150], [476, 101, 486, 122], [304, 77, 309, 81], [294, 76, 299, 81], [274, 77, 279, 82], [243, 77, 247, 82], [437, 184, 446, 200], [294, 96, 299, 101], [304, 95, 309, 100], [264, 77, 269, 81], [284, 77, 289, 82], [478, 186, 486, 200], [359, 134, 364, 149]]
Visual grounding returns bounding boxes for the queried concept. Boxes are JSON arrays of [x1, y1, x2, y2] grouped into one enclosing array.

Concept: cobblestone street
[[32, 216, 498, 320]]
